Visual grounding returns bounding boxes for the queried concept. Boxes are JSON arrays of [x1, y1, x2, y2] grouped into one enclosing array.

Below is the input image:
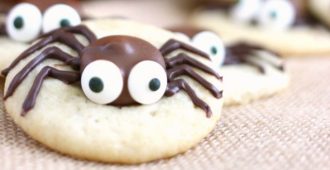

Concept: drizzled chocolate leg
[[242, 58, 266, 74], [167, 65, 222, 98], [166, 79, 212, 118], [66, 25, 97, 42], [160, 39, 210, 59], [41, 25, 97, 43], [166, 53, 222, 79], [254, 51, 285, 71], [2, 32, 84, 76], [21, 66, 80, 116], [0, 22, 6, 36], [4, 47, 79, 99]]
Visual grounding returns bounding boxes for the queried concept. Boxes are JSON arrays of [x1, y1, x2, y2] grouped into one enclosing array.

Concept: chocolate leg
[[41, 25, 97, 43], [166, 79, 212, 117], [166, 53, 222, 79], [4, 47, 79, 100], [160, 39, 210, 60], [21, 66, 80, 116], [242, 58, 266, 74], [2, 32, 84, 76], [167, 65, 222, 98], [65, 25, 97, 43]]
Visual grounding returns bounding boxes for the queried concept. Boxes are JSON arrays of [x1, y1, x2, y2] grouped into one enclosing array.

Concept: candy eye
[[42, 4, 81, 33], [81, 60, 123, 104], [6, 3, 42, 42], [192, 31, 226, 67], [256, 0, 295, 30], [230, 0, 262, 24], [128, 61, 167, 104]]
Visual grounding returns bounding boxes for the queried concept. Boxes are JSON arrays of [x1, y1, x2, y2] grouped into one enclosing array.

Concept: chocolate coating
[[81, 36, 165, 106]]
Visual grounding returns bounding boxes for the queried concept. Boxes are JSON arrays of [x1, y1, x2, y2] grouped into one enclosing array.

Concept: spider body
[[80, 36, 166, 105], [3, 25, 222, 117]]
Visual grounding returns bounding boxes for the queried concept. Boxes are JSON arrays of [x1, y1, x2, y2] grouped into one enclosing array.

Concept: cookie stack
[[0, 0, 327, 164]]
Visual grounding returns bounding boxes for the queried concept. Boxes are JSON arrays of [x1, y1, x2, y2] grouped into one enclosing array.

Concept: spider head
[[80, 35, 168, 106]]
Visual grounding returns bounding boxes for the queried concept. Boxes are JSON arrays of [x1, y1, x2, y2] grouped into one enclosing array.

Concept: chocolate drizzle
[[168, 27, 284, 73], [3, 25, 222, 117], [0, 22, 6, 35], [224, 42, 284, 73]]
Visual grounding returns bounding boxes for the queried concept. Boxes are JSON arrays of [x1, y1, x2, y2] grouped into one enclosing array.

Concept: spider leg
[[167, 64, 222, 98], [40, 25, 97, 43], [0, 22, 5, 35], [4, 47, 79, 100], [21, 66, 80, 116], [254, 50, 285, 71], [166, 79, 212, 118], [65, 25, 97, 42], [2, 31, 84, 76], [166, 53, 222, 80], [241, 56, 266, 74], [160, 39, 210, 60]]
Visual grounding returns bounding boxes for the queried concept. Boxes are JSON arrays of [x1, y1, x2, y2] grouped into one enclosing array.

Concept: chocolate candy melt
[[3, 25, 222, 117]]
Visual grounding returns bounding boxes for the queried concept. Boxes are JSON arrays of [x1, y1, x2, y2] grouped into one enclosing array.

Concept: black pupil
[[14, 16, 24, 29], [60, 19, 71, 27], [89, 77, 104, 93], [149, 78, 161, 91], [211, 46, 218, 55], [270, 11, 277, 19]]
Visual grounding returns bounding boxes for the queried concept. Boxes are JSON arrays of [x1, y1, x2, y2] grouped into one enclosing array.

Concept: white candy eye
[[128, 61, 167, 105], [192, 31, 226, 67], [6, 3, 42, 42], [42, 4, 81, 33], [230, 0, 262, 24], [81, 60, 123, 104], [257, 0, 295, 30]]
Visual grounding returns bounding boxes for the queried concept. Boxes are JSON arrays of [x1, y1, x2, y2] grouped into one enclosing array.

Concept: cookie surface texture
[[4, 19, 223, 163], [191, 10, 330, 57]]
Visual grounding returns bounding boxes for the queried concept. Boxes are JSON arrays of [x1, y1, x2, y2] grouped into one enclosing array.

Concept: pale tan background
[[1, 57, 329, 170]]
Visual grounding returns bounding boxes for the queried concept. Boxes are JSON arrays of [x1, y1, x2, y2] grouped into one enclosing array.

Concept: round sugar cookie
[[3, 19, 223, 163], [169, 27, 289, 106], [190, 1, 330, 57]]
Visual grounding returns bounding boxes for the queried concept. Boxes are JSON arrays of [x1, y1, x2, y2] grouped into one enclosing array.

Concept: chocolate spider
[[1, 1, 82, 42], [2, 25, 222, 117], [170, 27, 284, 73], [203, 0, 318, 30]]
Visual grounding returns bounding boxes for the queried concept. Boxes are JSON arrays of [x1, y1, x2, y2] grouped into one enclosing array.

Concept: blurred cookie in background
[[0, 0, 83, 73], [81, 0, 190, 27], [309, 0, 330, 28], [169, 26, 289, 105], [190, 0, 330, 57]]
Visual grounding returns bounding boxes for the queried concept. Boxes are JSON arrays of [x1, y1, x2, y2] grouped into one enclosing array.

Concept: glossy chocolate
[[3, 25, 222, 117], [0, 22, 5, 35], [81, 36, 165, 105]]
